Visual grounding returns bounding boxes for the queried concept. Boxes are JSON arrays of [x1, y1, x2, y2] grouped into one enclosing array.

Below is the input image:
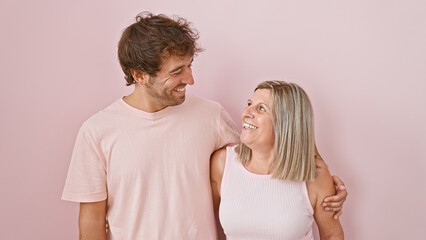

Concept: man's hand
[[322, 176, 347, 219]]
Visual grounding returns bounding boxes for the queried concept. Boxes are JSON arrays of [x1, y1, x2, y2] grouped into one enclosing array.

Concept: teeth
[[175, 88, 185, 92], [243, 123, 257, 129]]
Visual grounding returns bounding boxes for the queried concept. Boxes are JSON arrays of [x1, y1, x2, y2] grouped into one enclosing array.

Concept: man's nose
[[181, 68, 194, 85]]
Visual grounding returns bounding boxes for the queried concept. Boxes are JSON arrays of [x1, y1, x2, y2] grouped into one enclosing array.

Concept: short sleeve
[[61, 125, 107, 202], [215, 106, 240, 150]]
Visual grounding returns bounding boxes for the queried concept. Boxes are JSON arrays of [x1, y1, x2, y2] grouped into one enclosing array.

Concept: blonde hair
[[236, 80, 316, 181]]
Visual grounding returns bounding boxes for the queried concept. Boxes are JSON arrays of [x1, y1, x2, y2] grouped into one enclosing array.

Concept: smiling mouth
[[175, 87, 185, 92], [243, 122, 258, 129]]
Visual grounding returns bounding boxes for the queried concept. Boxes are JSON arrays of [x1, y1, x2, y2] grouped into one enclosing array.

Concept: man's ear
[[130, 69, 150, 85]]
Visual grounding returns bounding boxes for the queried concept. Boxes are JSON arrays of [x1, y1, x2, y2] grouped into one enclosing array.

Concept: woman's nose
[[242, 106, 254, 119]]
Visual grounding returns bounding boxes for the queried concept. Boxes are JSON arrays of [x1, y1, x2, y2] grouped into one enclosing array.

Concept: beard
[[145, 76, 186, 108]]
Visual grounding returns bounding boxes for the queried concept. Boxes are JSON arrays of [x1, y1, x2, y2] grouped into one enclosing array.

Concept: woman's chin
[[240, 136, 253, 148]]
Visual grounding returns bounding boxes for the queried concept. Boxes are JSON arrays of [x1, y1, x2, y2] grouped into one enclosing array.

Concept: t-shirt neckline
[[118, 97, 177, 119]]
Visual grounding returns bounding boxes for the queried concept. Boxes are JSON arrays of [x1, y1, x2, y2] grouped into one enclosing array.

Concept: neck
[[123, 86, 166, 113], [246, 146, 275, 175]]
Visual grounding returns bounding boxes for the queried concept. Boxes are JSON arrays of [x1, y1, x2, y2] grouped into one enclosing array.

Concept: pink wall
[[1, 0, 425, 239]]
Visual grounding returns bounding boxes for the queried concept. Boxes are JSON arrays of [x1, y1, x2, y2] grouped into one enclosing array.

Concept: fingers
[[322, 201, 343, 208], [332, 175, 346, 191], [336, 187, 348, 199], [323, 194, 342, 203], [323, 190, 346, 210], [326, 187, 348, 202], [322, 199, 343, 216], [334, 210, 343, 220], [323, 205, 342, 211], [336, 184, 346, 192], [322, 200, 343, 214]]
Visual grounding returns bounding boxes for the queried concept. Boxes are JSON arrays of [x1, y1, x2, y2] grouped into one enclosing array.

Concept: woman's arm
[[324, 175, 347, 219], [210, 148, 227, 213], [315, 147, 348, 219], [307, 158, 344, 240]]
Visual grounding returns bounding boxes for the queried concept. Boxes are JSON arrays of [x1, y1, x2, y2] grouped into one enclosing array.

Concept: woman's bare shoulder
[[210, 148, 227, 181], [308, 158, 335, 200]]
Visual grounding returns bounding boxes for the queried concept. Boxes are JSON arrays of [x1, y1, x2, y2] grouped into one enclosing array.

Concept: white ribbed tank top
[[219, 146, 314, 240]]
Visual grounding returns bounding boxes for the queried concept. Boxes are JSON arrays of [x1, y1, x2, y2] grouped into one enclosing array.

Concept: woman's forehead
[[251, 89, 273, 104]]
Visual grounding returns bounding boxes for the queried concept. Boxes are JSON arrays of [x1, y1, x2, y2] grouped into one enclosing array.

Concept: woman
[[211, 81, 344, 239]]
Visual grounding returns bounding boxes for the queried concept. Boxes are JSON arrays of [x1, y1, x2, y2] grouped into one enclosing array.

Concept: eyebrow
[[247, 99, 270, 108], [247, 99, 272, 109], [169, 58, 194, 74]]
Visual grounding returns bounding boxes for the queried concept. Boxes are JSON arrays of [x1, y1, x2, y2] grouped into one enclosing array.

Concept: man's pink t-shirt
[[62, 94, 239, 239]]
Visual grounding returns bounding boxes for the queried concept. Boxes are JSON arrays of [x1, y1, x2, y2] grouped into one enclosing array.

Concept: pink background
[[1, 0, 425, 239]]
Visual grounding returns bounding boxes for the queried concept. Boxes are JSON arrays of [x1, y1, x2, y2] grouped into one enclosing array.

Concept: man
[[62, 12, 347, 239]]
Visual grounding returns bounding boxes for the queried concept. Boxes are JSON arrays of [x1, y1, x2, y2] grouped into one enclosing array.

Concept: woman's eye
[[259, 106, 266, 112], [247, 102, 252, 106]]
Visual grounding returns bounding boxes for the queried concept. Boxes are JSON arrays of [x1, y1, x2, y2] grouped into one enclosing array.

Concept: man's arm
[[79, 200, 107, 240]]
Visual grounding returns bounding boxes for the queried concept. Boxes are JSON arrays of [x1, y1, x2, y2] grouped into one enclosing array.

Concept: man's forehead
[[160, 55, 193, 70], [164, 55, 193, 63]]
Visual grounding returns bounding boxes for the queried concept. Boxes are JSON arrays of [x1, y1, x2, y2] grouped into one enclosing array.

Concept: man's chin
[[169, 95, 186, 106], [176, 95, 186, 105]]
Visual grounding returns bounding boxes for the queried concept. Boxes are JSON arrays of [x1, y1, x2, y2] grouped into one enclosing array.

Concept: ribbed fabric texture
[[219, 146, 314, 240]]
